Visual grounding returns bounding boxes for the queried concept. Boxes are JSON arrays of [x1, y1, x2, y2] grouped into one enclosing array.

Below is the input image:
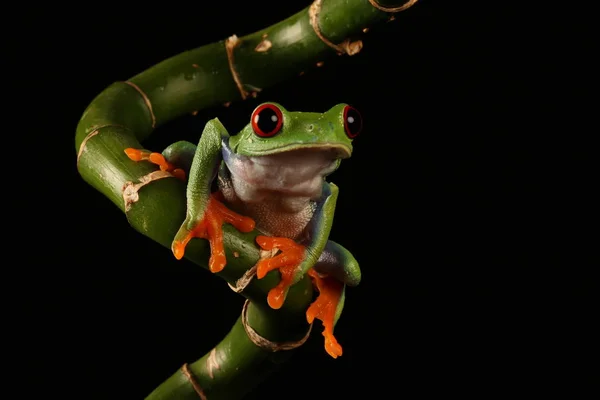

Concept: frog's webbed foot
[[172, 192, 255, 273], [124, 148, 187, 181], [255, 236, 305, 309], [306, 269, 345, 359]]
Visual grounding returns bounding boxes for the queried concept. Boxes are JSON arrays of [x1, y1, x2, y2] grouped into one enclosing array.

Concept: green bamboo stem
[[75, 1, 418, 398], [147, 300, 313, 400]]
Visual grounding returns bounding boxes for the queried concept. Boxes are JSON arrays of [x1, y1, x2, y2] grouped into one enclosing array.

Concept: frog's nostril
[[307, 124, 314, 131]]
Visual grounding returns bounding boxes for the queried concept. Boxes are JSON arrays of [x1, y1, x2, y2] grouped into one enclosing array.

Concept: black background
[[13, 1, 595, 398]]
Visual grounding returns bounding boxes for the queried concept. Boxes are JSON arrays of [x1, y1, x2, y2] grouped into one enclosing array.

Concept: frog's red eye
[[251, 103, 283, 138], [343, 105, 362, 138]]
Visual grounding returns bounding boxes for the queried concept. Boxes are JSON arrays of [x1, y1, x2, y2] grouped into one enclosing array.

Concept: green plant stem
[[75, 1, 418, 398], [146, 301, 311, 400]]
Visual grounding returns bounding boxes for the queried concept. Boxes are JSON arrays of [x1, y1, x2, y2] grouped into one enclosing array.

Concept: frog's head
[[229, 102, 361, 160], [224, 102, 362, 200]]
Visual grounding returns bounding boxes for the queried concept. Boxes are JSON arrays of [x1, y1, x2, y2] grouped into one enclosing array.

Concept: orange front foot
[[306, 269, 344, 359], [171, 192, 255, 273], [255, 236, 306, 310], [124, 148, 186, 181]]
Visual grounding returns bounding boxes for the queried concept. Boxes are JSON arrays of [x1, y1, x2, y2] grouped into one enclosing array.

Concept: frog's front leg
[[171, 119, 255, 272], [256, 183, 359, 358], [256, 183, 339, 308], [126, 119, 255, 272]]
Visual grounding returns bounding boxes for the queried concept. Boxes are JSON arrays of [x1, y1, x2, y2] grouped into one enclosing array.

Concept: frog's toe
[[124, 148, 186, 181]]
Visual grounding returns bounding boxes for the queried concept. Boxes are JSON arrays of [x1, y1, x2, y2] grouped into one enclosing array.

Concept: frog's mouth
[[243, 143, 352, 159], [223, 142, 348, 197], [248, 146, 344, 178]]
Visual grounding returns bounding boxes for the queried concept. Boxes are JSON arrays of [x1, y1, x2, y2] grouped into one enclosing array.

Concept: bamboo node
[[225, 35, 249, 100], [123, 81, 156, 128], [368, 0, 419, 13], [241, 300, 312, 352], [181, 363, 208, 400], [123, 170, 173, 212], [77, 124, 128, 168], [309, 0, 363, 56], [76, 130, 99, 166]]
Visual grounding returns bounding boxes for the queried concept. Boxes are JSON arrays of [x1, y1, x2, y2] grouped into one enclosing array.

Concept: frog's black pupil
[[257, 108, 279, 134], [346, 108, 361, 136]]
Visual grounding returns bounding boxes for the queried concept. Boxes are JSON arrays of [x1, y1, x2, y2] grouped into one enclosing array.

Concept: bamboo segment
[[74, 1, 418, 398], [146, 299, 313, 400]]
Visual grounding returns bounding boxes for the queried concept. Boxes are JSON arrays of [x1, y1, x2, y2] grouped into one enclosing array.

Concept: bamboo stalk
[[75, 1, 418, 398]]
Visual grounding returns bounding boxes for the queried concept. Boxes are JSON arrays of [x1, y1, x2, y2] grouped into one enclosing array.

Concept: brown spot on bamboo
[[223, 102, 231, 107], [255, 39, 272, 52], [309, 0, 363, 56], [192, 63, 199, 68], [225, 35, 249, 100], [228, 265, 258, 293], [124, 81, 156, 128], [228, 247, 279, 293], [299, 71, 305, 76], [368, 0, 418, 13], [316, 61, 324, 67], [362, 27, 369, 33], [206, 348, 221, 379], [191, 110, 198, 116], [181, 363, 207, 400], [123, 170, 173, 212]]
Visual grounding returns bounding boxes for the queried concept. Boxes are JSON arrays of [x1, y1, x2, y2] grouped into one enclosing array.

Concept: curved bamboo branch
[[74, 1, 418, 399]]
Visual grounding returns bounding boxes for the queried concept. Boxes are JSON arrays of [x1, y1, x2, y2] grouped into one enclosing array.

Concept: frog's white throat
[[221, 141, 340, 211]]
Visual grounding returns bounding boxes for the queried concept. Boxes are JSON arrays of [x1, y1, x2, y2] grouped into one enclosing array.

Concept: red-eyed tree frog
[[124, 102, 362, 358]]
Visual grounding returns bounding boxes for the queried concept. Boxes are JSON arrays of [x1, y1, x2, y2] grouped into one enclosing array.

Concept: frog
[[124, 102, 362, 358]]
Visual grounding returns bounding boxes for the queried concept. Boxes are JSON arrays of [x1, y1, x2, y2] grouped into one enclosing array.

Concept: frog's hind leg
[[124, 140, 196, 181], [160, 141, 197, 180], [313, 240, 361, 287]]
